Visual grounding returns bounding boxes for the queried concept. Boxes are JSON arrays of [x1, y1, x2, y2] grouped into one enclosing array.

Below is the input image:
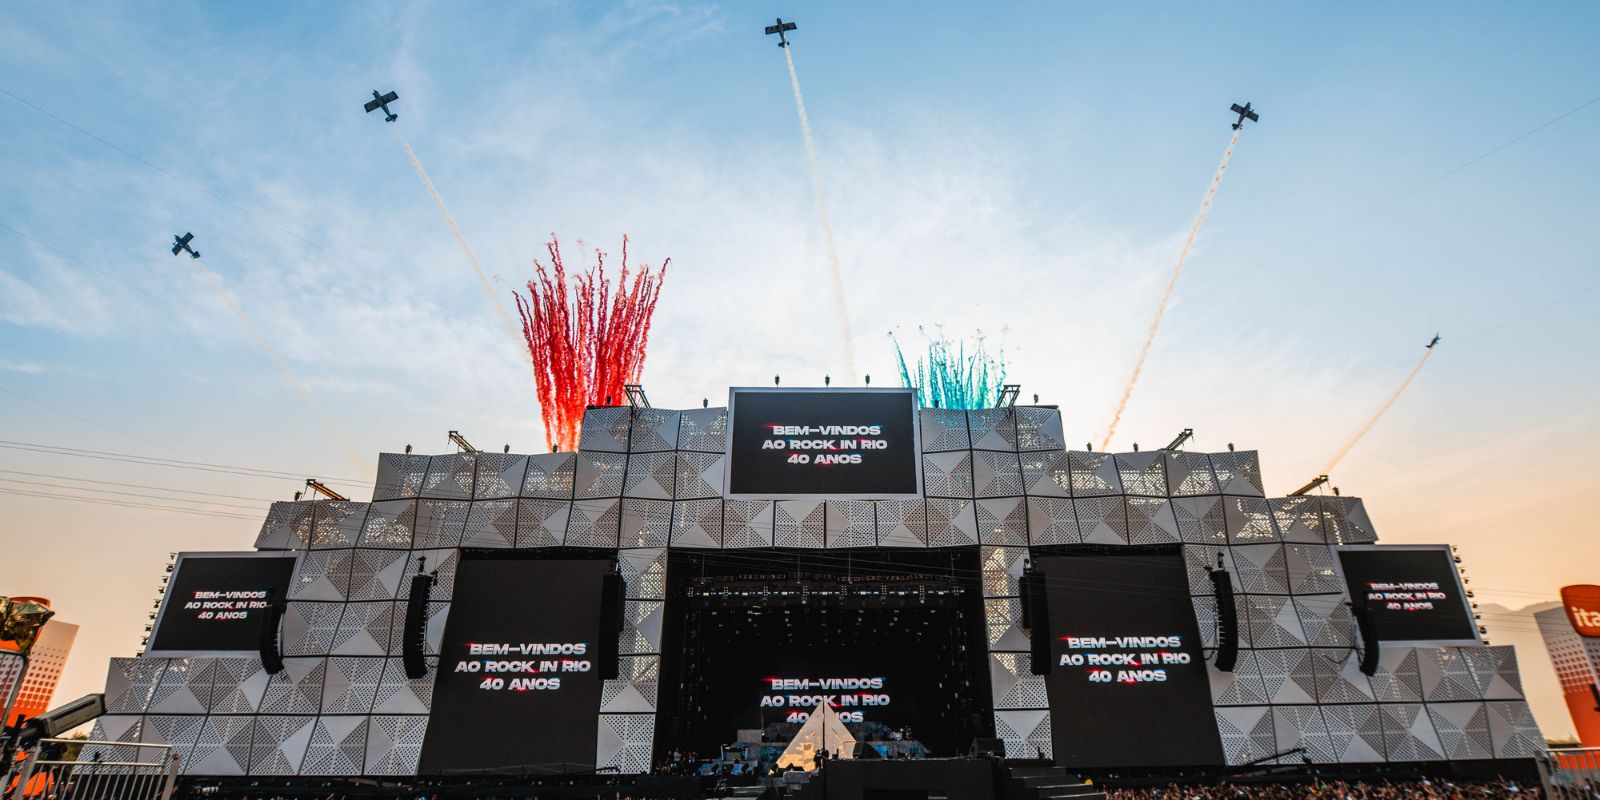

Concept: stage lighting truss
[[686, 577, 964, 610]]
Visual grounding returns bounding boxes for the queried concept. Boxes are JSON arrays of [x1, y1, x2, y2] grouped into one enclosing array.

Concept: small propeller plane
[[1229, 101, 1259, 130], [364, 90, 399, 122], [1427, 334, 1441, 349], [171, 232, 200, 259], [764, 18, 797, 47]]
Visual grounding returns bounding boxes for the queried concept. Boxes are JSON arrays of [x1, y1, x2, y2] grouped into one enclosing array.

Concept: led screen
[[1337, 546, 1478, 643], [725, 388, 919, 498], [147, 553, 298, 655], [1038, 552, 1223, 767], [418, 557, 612, 774]]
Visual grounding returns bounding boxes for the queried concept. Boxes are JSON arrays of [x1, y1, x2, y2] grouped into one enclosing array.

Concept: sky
[[1, 1, 1597, 737]]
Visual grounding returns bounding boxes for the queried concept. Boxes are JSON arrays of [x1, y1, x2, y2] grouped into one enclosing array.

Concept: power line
[[0, 477, 269, 512], [0, 439, 369, 486], [0, 468, 278, 503], [0, 221, 183, 312], [0, 487, 264, 522], [0, 384, 192, 456]]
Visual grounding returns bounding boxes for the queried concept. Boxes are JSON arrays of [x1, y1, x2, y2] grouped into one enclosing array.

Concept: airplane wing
[[764, 24, 781, 34], [380, 91, 398, 104], [1230, 104, 1245, 115], [363, 97, 383, 112], [172, 243, 182, 255]]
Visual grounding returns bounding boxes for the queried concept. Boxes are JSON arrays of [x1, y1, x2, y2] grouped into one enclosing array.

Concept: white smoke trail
[[1101, 126, 1244, 450], [398, 135, 536, 381], [783, 44, 858, 381], [1321, 348, 1435, 475], [192, 264, 371, 472]]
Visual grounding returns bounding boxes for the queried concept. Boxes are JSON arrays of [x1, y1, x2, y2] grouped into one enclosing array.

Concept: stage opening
[[654, 548, 993, 771]]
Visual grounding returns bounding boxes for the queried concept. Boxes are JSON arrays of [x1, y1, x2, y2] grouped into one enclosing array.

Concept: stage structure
[[88, 388, 1545, 779]]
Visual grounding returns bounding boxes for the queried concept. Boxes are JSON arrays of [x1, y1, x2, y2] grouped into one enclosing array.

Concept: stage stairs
[[1001, 764, 1105, 800]]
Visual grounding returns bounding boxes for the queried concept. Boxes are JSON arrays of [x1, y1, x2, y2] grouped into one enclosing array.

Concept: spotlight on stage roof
[[305, 479, 348, 501], [997, 384, 1021, 408], [624, 384, 650, 408], [1289, 475, 1330, 497], [447, 430, 477, 453], [1163, 428, 1195, 451]]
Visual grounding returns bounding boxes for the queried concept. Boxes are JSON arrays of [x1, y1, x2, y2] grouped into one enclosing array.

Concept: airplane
[[1229, 101, 1259, 130], [364, 90, 399, 122], [764, 17, 797, 47], [1427, 334, 1441, 349], [171, 232, 200, 259]]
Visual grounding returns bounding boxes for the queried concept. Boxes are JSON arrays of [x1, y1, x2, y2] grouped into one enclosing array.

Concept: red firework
[[512, 235, 668, 452]]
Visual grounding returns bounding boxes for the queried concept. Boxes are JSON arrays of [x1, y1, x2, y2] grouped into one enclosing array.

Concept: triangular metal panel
[[1114, 451, 1167, 496], [620, 498, 672, 548], [373, 452, 428, 501], [774, 499, 826, 548], [976, 497, 1028, 546], [579, 406, 632, 452], [472, 452, 527, 499], [1026, 497, 1080, 546], [980, 545, 1028, 599], [923, 451, 974, 499], [515, 498, 570, 547], [521, 452, 577, 498], [676, 407, 727, 453], [876, 499, 927, 548], [1215, 705, 1275, 765], [1013, 406, 1065, 452], [1019, 451, 1070, 497], [927, 498, 979, 547], [974, 451, 1024, 498], [919, 408, 971, 453]]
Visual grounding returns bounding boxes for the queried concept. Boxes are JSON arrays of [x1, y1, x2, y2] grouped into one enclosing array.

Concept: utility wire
[[0, 439, 368, 486], [0, 221, 183, 312], [0, 468, 277, 503], [0, 487, 264, 521], [0, 385, 191, 456], [0, 477, 267, 511]]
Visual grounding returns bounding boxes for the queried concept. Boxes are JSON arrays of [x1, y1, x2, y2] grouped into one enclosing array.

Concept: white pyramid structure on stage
[[777, 703, 857, 771]]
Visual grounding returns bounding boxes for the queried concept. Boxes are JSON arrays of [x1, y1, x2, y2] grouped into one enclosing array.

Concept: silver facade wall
[[87, 404, 1544, 776]]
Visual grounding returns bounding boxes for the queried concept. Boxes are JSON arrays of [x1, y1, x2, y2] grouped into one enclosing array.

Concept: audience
[[1107, 777, 1543, 800]]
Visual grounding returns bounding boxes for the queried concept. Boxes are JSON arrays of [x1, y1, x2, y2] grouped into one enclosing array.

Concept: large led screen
[[1337, 545, 1478, 644], [1038, 552, 1223, 767], [724, 388, 920, 498], [418, 557, 612, 774], [147, 552, 298, 656]]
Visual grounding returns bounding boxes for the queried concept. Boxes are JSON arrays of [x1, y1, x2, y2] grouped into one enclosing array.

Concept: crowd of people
[[1105, 778, 1546, 800]]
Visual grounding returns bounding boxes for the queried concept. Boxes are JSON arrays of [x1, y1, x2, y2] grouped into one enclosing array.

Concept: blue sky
[[1, 1, 1597, 732]]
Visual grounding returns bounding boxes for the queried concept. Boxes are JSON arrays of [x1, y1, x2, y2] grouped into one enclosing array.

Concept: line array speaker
[[1210, 568, 1239, 672], [257, 591, 286, 676], [1020, 571, 1051, 675], [402, 573, 436, 680], [1353, 603, 1380, 676]]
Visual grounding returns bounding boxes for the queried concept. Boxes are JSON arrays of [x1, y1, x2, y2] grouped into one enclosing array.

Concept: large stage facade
[[87, 392, 1546, 778]]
